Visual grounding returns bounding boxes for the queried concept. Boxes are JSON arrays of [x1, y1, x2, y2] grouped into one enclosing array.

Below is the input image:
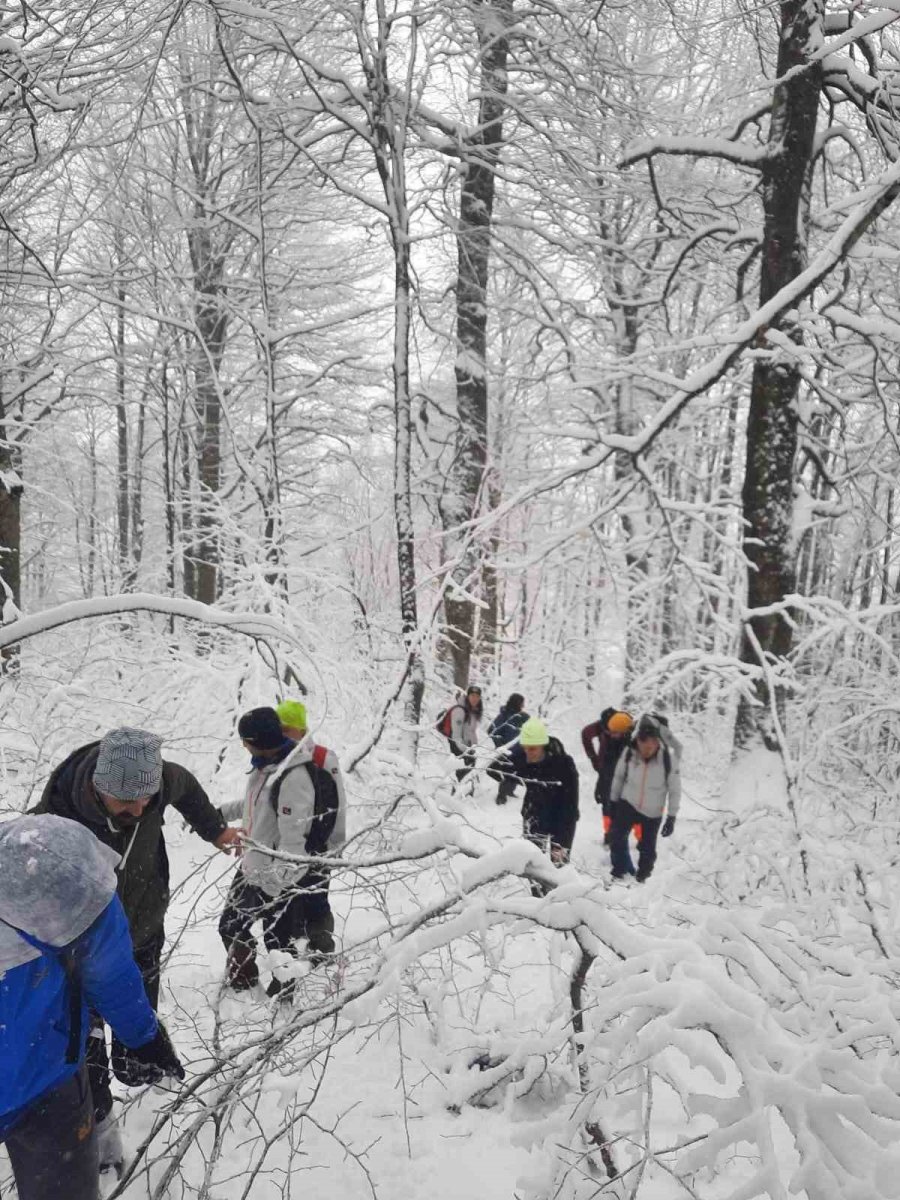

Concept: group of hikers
[[439, 687, 682, 885], [1, 687, 679, 1200], [0, 700, 346, 1199]]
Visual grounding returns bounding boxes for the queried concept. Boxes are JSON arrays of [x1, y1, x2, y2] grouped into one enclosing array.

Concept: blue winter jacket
[[0, 817, 159, 1138]]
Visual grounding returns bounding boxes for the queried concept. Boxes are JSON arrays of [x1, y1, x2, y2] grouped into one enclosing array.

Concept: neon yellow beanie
[[519, 717, 549, 746], [276, 700, 307, 730]]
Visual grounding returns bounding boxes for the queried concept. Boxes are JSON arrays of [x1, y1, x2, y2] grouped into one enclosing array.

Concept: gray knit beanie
[[93, 727, 163, 801]]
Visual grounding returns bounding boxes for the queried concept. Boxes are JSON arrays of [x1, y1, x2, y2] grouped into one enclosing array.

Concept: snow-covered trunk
[[736, 0, 824, 747], [440, 0, 512, 689], [114, 251, 132, 589], [0, 387, 21, 671], [189, 238, 227, 608], [367, 1, 424, 756], [391, 220, 425, 754], [611, 300, 645, 692]]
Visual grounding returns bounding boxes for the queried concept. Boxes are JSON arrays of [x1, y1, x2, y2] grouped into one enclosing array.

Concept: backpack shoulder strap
[[663, 746, 671, 780], [621, 747, 633, 788], [312, 743, 329, 770], [269, 763, 300, 811]]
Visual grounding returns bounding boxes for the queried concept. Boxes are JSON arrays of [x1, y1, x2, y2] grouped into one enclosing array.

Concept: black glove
[[117, 1022, 185, 1086], [661, 815, 676, 838]]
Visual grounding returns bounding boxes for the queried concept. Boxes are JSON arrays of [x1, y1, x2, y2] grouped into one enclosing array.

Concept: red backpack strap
[[312, 743, 329, 770]]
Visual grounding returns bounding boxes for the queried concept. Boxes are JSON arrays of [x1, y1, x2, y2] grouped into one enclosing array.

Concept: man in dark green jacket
[[34, 727, 239, 1147]]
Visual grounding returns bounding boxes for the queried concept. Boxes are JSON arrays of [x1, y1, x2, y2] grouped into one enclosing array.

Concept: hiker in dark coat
[[506, 718, 579, 893], [486, 693, 529, 805], [581, 707, 634, 843], [34, 727, 238, 1131]]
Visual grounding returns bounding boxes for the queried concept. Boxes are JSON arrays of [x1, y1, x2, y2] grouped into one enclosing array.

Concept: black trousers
[[85, 929, 164, 1121], [219, 872, 335, 960], [3, 1065, 98, 1200], [449, 741, 476, 784], [610, 800, 661, 878]]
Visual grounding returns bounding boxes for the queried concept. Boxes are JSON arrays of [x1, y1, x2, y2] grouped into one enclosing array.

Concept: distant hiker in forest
[[581, 708, 634, 843], [437, 685, 484, 784], [487, 692, 529, 804], [34, 727, 237, 1142], [0, 815, 184, 1197], [609, 715, 681, 883], [219, 706, 346, 1000], [500, 717, 579, 893]]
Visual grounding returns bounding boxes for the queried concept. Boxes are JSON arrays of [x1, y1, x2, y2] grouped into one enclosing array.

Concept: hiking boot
[[307, 929, 336, 969], [225, 943, 259, 991], [635, 870, 651, 884], [266, 976, 298, 1003]]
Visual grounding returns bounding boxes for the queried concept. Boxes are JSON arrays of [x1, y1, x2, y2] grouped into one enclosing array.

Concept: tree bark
[[0, 385, 22, 671], [440, 0, 512, 689], [366, 0, 425, 754], [736, 0, 824, 747]]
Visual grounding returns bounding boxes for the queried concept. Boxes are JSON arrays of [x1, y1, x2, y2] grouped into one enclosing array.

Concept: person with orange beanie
[[581, 708, 634, 845]]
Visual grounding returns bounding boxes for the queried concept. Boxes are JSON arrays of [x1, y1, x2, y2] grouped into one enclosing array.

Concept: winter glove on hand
[[661, 815, 676, 838], [118, 1022, 185, 1086]]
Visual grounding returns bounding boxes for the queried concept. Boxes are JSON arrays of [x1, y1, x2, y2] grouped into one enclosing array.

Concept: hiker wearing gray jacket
[[447, 686, 483, 783], [609, 715, 681, 882], [218, 707, 346, 997]]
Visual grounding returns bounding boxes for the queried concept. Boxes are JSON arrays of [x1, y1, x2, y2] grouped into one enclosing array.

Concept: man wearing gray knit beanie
[[34, 727, 241, 1177]]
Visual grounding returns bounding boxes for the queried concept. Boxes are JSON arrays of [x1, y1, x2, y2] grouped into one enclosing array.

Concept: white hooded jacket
[[221, 737, 346, 898]]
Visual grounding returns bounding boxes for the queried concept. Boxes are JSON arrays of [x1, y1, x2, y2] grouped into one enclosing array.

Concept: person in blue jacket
[[486, 693, 529, 805], [0, 814, 184, 1200]]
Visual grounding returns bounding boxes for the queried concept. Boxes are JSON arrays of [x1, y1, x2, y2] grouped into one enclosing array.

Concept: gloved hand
[[661, 815, 676, 838], [95, 1112, 125, 1178], [117, 1022, 185, 1086]]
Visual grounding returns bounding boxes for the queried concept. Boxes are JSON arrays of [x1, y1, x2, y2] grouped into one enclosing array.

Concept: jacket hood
[[0, 814, 120, 971], [65, 744, 110, 827]]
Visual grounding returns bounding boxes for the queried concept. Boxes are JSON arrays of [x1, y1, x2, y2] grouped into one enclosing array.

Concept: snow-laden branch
[[476, 154, 900, 530], [0, 593, 305, 652], [620, 134, 768, 170]]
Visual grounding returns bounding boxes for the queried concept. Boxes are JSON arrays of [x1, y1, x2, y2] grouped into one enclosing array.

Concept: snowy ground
[[96, 742, 713, 1200], [6, 718, 900, 1200]]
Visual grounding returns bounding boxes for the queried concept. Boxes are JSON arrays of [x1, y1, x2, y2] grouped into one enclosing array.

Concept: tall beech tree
[[438, 0, 513, 689]]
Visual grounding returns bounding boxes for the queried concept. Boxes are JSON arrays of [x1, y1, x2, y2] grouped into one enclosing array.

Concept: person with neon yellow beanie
[[497, 717, 579, 877], [276, 700, 307, 743]]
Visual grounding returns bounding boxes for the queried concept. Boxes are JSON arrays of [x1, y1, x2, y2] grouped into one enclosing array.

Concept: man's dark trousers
[[3, 1064, 98, 1200], [610, 800, 661, 879]]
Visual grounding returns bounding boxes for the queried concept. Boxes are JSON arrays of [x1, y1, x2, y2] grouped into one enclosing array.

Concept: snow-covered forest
[[3, 1, 900, 1196]]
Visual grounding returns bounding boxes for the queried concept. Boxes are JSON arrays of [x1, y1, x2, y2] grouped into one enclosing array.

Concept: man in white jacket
[[218, 707, 346, 996], [609, 715, 681, 883]]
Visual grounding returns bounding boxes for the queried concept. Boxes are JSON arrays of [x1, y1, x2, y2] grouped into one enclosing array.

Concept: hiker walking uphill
[[581, 708, 634, 843], [437, 685, 483, 783], [219, 707, 346, 1000], [487, 693, 529, 805], [0, 815, 183, 1200], [609, 715, 681, 883], [34, 727, 238, 1141], [506, 718, 579, 884]]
